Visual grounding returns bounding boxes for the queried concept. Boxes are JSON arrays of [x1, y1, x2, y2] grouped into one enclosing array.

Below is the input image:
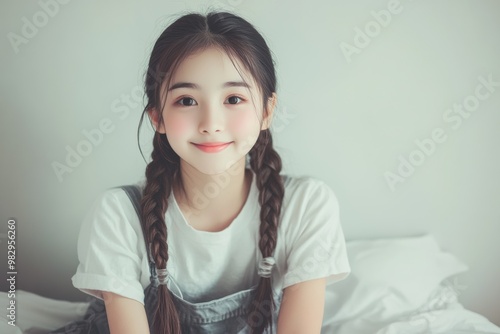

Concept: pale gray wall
[[1, 0, 499, 325]]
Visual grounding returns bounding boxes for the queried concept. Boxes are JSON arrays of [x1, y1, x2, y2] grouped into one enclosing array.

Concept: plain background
[[1, 0, 499, 326]]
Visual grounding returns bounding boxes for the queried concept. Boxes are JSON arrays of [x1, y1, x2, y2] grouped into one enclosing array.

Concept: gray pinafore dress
[[50, 185, 283, 334]]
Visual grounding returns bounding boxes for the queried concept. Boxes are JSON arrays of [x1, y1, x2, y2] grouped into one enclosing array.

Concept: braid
[[246, 129, 285, 334], [140, 132, 182, 334]]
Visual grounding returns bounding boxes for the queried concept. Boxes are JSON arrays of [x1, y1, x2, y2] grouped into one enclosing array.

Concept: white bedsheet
[[322, 280, 500, 334], [2, 283, 500, 334], [0, 289, 89, 334], [324, 305, 500, 334]]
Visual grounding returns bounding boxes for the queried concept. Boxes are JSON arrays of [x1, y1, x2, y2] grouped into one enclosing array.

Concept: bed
[[2, 234, 499, 334]]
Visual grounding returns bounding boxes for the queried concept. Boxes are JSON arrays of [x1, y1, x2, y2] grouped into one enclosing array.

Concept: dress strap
[[116, 184, 184, 299], [114, 185, 156, 280]]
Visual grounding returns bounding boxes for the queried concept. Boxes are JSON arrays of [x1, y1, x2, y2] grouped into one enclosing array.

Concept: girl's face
[[150, 47, 275, 175]]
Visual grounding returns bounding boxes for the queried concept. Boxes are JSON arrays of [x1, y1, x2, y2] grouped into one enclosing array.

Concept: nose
[[198, 103, 224, 134]]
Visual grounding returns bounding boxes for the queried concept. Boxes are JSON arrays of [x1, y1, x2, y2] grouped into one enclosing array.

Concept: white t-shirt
[[71, 170, 351, 305]]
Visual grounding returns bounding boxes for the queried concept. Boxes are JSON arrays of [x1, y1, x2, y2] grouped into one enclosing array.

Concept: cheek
[[230, 112, 262, 153], [165, 114, 191, 138], [231, 111, 261, 134]]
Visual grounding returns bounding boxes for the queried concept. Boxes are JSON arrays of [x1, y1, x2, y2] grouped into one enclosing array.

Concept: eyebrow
[[167, 81, 250, 91]]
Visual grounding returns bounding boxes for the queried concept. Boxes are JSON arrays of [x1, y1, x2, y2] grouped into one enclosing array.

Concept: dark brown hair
[[136, 11, 284, 334]]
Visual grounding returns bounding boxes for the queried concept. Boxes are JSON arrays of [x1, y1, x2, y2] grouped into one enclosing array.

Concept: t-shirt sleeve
[[71, 190, 146, 305], [283, 179, 351, 288]]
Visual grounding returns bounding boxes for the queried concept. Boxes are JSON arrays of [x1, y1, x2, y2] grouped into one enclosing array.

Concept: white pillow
[[0, 290, 90, 333], [325, 234, 469, 323], [0, 318, 22, 334]]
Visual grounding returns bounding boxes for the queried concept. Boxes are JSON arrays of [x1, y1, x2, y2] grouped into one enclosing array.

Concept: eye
[[226, 96, 244, 105], [176, 97, 197, 106]]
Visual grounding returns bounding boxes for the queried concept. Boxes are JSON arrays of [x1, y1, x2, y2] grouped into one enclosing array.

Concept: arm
[[102, 291, 151, 334], [277, 277, 326, 334]]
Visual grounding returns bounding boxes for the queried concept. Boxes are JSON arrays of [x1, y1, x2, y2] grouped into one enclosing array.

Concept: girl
[[52, 11, 351, 334]]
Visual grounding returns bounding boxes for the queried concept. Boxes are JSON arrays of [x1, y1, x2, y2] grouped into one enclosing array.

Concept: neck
[[173, 158, 252, 225]]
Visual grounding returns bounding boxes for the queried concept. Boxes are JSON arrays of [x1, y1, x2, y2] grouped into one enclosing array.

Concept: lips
[[195, 142, 231, 147], [192, 141, 232, 153]]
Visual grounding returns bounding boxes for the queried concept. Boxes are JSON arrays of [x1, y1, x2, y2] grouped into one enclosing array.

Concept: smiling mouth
[[194, 142, 232, 147], [192, 142, 233, 153]]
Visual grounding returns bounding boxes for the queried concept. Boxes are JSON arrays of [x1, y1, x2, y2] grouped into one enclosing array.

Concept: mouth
[[192, 141, 233, 153]]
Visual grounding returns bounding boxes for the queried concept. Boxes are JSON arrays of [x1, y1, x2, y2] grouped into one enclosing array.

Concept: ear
[[147, 108, 166, 134], [261, 92, 277, 131]]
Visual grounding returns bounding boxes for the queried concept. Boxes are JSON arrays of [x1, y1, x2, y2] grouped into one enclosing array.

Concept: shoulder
[[73, 180, 150, 304], [281, 173, 338, 209], [277, 173, 342, 239], [277, 175, 350, 289], [90, 180, 145, 214], [277, 173, 340, 238], [81, 180, 146, 241]]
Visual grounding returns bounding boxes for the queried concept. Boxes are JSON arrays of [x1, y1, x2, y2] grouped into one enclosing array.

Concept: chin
[[183, 161, 232, 175]]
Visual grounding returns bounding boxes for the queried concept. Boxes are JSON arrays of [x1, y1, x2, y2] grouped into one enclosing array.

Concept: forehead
[[170, 47, 257, 88]]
